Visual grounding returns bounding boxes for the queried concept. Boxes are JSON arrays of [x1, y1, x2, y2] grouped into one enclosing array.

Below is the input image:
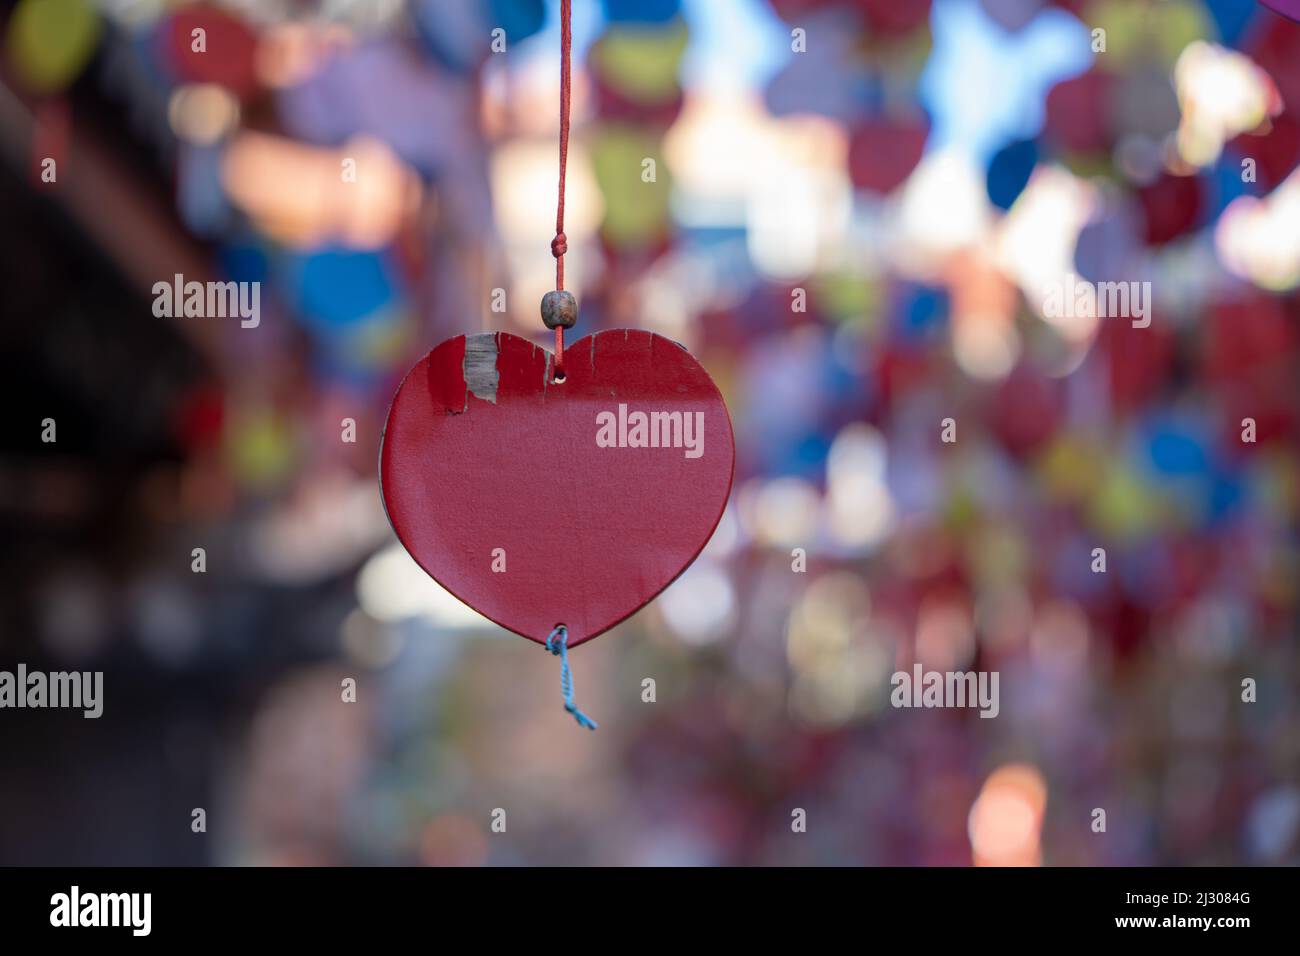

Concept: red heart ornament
[[380, 329, 735, 647]]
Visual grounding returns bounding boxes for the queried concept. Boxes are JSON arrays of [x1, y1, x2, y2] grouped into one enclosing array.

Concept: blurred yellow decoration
[[1088, 462, 1162, 541], [814, 271, 878, 325], [1084, 0, 1211, 72], [1258, 542, 1299, 609], [590, 21, 687, 104], [1037, 435, 1106, 503], [589, 126, 670, 246], [6, 0, 102, 93], [968, 523, 1027, 591], [227, 408, 299, 491], [1057, 152, 1118, 179], [1258, 451, 1300, 521], [943, 485, 979, 533], [351, 307, 413, 367]]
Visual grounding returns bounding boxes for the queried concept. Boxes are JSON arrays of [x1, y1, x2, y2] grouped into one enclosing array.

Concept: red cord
[[551, 0, 572, 379]]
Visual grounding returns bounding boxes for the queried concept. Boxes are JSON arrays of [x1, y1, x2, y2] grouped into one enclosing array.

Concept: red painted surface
[[847, 117, 929, 195], [161, 8, 259, 97], [380, 329, 735, 647]]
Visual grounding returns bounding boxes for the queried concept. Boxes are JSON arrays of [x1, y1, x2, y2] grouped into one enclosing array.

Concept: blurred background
[[1, 0, 1298, 866]]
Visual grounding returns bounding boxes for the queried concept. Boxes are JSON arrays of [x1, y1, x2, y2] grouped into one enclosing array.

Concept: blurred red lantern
[[160, 6, 259, 98], [991, 365, 1061, 457], [1096, 308, 1176, 412], [1249, 12, 1300, 111], [1204, 294, 1297, 383], [173, 384, 225, 452], [1137, 173, 1205, 246], [591, 68, 684, 127], [853, 0, 932, 35], [766, 0, 836, 22], [1229, 110, 1300, 192], [1043, 69, 1115, 155], [847, 116, 929, 194]]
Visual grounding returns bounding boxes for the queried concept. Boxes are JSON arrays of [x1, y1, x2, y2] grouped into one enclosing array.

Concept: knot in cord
[[545, 626, 597, 730]]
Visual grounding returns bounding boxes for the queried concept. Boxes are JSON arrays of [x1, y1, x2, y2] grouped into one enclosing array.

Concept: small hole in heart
[[552, 370, 567, 384]]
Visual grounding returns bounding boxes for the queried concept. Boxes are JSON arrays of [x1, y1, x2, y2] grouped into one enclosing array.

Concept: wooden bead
[[541, 290, 578, 330]]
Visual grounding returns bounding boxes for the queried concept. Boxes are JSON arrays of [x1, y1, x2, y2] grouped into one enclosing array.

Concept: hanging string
[[545, 625, 597, 730], [539, 7, 589, 727], [550, 0, 573, 379]]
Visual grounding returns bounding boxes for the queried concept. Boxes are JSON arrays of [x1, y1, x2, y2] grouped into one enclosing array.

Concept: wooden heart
[[379, 329, 735, 647]]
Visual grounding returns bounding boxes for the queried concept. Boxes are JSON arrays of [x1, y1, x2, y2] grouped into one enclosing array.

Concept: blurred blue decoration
[[291, 248, 399, 330], [1205, 0, 1260, 48], [678, 228, 762, 298], [1117, 539, 1174, 605], [1074, 200, 1141, 284], [1211, 149, 1259, 216], [410, 0, 493, 74], [603, 0, 681, 23], [1207, 467, 1246, 523], [491, 0, 548, 40], [897, 284, 950, 342], [219, 242, 270, 287], [1144, 416, 1211, 478], [986, 137, 1038, 210], [741, 330, 865, 478], [921, 0, 1091, 165], [308, 304, 408, 385], [1053, 534, 1110, 598], [680, 0, 787, 92], [978, 0, 1047, 34], [764, 9, 867, 121], [177, 144, 231, 236], [410, 0, 544, 72]]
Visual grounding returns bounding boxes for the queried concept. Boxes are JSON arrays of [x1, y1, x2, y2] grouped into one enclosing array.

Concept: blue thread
[[545, 626, 597, 730]]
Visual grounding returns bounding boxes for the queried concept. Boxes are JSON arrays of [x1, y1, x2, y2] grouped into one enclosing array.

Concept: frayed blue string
[[545, 626, 597, 730]]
